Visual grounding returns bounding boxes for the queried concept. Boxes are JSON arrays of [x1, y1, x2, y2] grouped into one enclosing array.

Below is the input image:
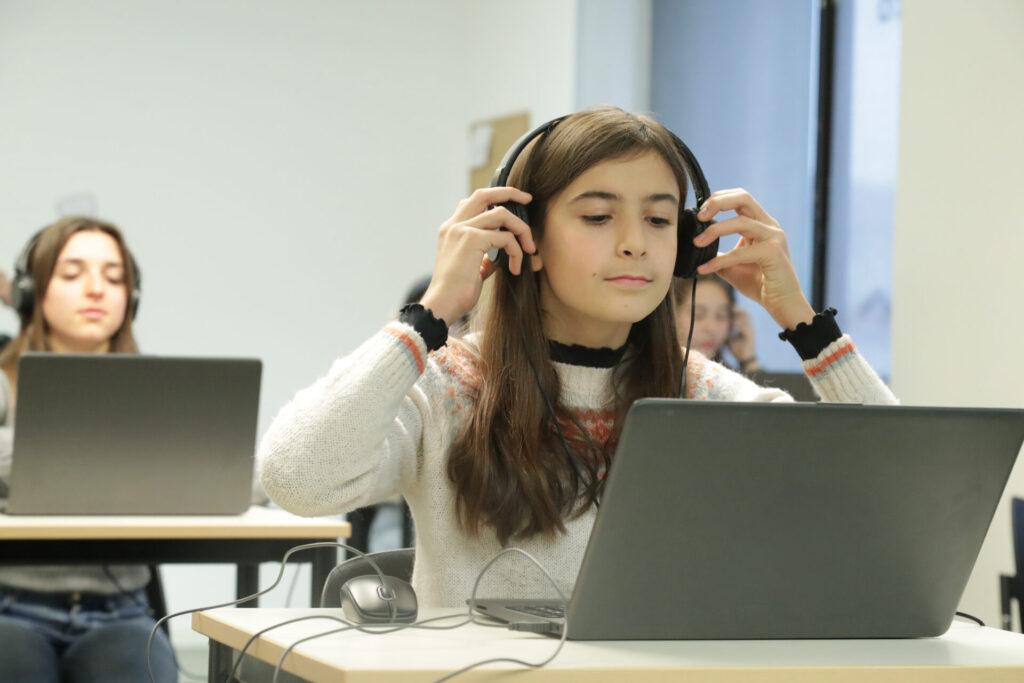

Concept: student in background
[[0, 217, 176, 682], [0, 270, 12, 351], [258, 107, 896, 608], [0, 269, 11, 308], [673, 274, 761, 374]]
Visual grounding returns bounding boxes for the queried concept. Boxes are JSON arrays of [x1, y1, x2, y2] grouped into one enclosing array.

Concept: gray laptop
[[472, 400, 1024, 639], [6, 353, 261, 515]]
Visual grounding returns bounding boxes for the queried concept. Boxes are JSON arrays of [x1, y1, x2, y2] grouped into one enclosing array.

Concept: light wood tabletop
[[0, 505, 350, 540], [194, 607, 1024, 682], [1, 506, 352, 606]]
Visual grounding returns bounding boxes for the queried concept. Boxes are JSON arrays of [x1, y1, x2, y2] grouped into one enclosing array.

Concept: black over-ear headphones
[[488, 114, 719, 279], [11, 227, 143, 323]]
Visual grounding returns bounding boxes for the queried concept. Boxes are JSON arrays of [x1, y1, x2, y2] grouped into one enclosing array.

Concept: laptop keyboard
[[507, 604, 565, 620]]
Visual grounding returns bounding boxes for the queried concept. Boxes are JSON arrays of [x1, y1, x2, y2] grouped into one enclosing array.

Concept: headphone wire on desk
[[262, 547, 569, 683]]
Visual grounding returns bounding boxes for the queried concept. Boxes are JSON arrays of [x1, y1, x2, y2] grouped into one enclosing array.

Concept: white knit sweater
[[258, 322, 897, 607]]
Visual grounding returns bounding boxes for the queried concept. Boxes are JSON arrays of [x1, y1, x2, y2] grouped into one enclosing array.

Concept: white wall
[[893, 0, 1024, 628], [575, 0, 652, 112], [0, 0, 577, 646]]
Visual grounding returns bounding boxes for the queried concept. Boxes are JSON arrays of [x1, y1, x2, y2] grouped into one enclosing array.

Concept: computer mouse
[[339, 574, 418, 624]]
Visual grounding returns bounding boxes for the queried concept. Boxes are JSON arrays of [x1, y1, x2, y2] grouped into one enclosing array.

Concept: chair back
[[320, 548, 415, 608], [145, 564, 170, 636]]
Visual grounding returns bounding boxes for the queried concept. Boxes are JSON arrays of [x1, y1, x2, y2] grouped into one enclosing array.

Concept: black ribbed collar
[[548, 340, 628, 368]]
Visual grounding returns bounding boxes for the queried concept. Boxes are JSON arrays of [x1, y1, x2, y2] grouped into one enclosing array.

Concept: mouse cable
[[218, 553, 481, 681], [268, 612, 478, 683], [439, 547, 569, 682], [225, 611, 471, 683], [283, 560, 303, 607], [264, 547, 568, 683], [244, 581, 991, 682], [144, 540, 396, 683], [954, 611, 985, 627]]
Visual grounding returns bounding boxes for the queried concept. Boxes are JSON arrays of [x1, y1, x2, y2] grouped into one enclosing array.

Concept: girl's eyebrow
[[569, 190, 679, 205]]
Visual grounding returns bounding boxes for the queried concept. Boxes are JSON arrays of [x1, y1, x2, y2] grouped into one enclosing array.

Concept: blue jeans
[[0, 587, 178, 683]]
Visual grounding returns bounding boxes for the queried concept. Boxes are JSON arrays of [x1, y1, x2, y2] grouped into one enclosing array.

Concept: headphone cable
[[679, 276, 698, 398], [501, 273, 590, 498]]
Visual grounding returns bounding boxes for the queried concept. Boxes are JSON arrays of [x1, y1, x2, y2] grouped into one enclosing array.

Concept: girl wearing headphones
[[259, 107, 897, 607], [0, 217, 176, 682]]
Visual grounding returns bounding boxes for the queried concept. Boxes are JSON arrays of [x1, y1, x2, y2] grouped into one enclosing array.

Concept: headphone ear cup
[[491, 200, 531, 273], [128, 289, 141, 321], [11, 274, 35, 323], [675, 208, 719, 279]]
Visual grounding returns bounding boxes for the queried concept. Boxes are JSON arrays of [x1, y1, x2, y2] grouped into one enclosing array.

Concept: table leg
[[208, 638, 235, 681], [311, 546, 337, 607], [1001, 575, 1013, 630], [237, 563, 260, 608]]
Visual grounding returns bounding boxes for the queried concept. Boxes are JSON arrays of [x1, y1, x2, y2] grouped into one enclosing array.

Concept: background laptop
[[6, 353, 261, 515], [473, 400, 1024, 639]]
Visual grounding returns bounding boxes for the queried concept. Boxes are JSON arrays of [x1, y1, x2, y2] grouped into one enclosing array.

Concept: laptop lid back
[[566, 400, 1024, 639], [8, 354, 261, 515]]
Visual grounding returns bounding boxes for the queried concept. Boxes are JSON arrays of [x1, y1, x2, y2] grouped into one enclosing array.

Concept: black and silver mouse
[[339, 574, 418, 624]]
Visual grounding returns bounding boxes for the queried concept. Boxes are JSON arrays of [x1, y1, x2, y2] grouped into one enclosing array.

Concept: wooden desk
[[0, 506, 350, 606], [193, 607, 1024, 682]]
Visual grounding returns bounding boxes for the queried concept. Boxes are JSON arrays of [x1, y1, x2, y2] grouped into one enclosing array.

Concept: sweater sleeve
[[799, 334, 897, 404], [687, 335, 897, 405], [257, 321, 463, 517], [687, 351, 794, 403]]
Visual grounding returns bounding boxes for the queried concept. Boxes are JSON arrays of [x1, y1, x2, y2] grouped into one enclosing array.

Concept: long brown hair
[[447, 107, 689, 545], [0, 216, 139, 392]]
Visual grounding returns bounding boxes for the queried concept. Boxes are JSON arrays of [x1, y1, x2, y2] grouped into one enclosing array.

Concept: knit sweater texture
[[258, 323, 897, 607]]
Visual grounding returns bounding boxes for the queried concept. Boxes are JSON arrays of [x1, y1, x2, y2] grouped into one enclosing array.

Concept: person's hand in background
[[0, 270, 11, 308]]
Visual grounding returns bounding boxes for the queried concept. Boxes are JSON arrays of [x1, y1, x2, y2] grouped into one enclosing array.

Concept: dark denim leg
[[0, 616, 61, 683], [61, 615, 177, 683]]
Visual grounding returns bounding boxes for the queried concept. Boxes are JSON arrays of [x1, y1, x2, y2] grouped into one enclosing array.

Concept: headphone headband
[[488, 112, 718, 279]]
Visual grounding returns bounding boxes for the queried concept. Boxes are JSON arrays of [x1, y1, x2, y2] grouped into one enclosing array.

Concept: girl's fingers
[[693, 215, 775, 247], [466, 206, 537, 254], [698, 188, 775, 225], [716, 262, 762, 293], [470, 228, 524, 275], [698, 242, 771, 275], [452, 186, 533, 223]]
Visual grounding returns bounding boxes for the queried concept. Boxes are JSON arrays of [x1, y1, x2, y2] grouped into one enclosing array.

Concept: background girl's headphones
[[11, 228, 143, 323], [488, 114, 720, 279]]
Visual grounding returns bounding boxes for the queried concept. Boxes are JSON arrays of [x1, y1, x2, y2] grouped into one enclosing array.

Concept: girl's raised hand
[[419, 187, 536, 325], [692, 188, 815, 330]]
